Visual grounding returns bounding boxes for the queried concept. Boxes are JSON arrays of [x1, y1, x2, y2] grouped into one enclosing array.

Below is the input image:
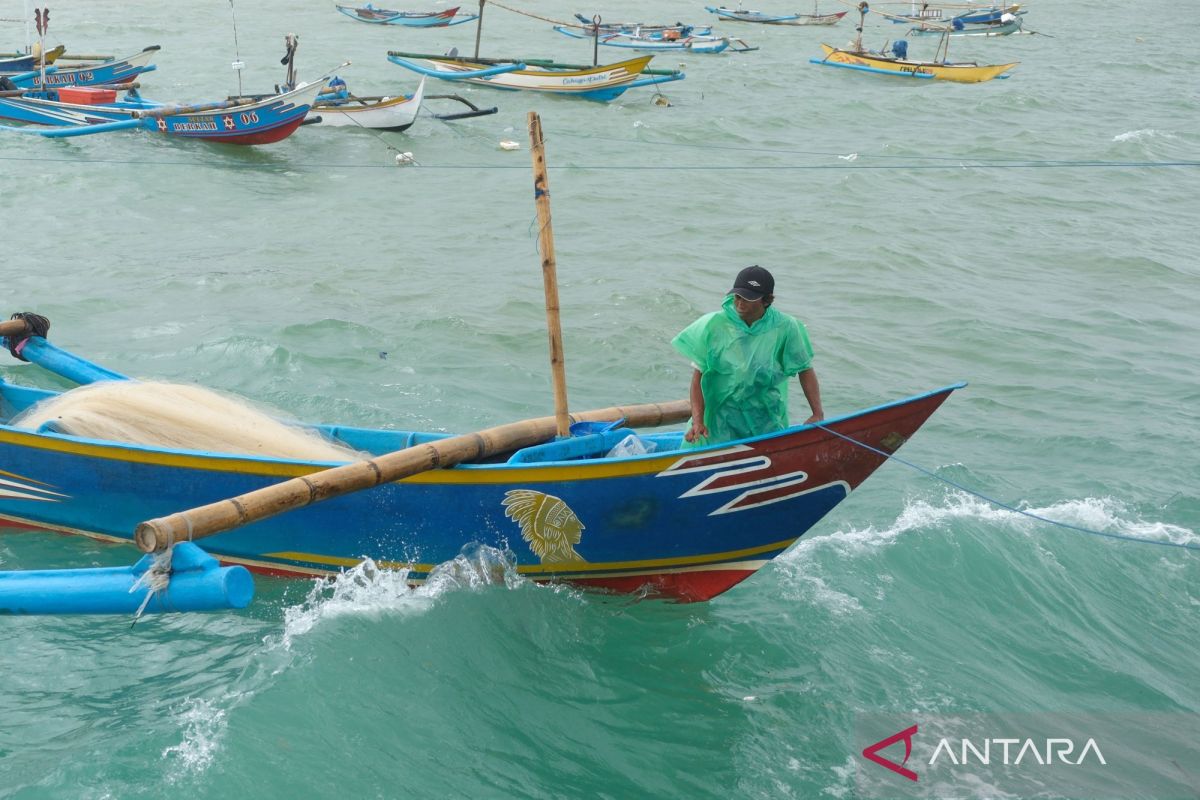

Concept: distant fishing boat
[[0, 44, 65, 72], [0, 46, 159, 88], [227, 36, 497, 132], [387, 0, 685, 102], [954, 3, 1022, 24], [909, 14, 1024, 36], [705, 4, 846, 25], [811, 3, 1016, 83], [553, 25, 754, 54], [333, 3, 479, 26], [890, 2, 1023, 24], [573, 14, 713, 36], [0, 79, 326, 144], [812, 41, 1016, 82], [387, 51, 683, 101]]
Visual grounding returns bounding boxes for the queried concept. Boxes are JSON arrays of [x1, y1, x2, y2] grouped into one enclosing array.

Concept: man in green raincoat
[[671, 266, 824, 448]]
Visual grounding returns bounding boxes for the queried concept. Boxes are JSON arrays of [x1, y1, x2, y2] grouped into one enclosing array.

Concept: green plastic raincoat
[[671, 296, 814, 448]]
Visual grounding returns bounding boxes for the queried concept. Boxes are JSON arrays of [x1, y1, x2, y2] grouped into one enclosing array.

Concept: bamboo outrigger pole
[[528, 111, 571, 439], [0, 319, 31, 337], [133, 399, 689, 553]]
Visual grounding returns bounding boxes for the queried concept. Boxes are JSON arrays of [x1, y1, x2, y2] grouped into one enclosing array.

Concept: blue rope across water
[[815, 423, 1200, 552]]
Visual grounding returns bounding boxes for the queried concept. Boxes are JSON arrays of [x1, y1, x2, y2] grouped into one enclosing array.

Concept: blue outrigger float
[[0, 327, 960, 603]]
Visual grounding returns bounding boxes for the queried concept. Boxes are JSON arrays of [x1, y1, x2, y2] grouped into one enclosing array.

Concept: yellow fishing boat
[[814, 42, 1017, 83]]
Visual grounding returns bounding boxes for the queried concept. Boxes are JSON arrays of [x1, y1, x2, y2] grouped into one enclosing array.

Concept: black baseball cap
[[728, 265, 774, 302]]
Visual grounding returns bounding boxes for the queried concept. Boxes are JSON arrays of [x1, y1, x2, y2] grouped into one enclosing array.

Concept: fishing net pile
[[13, 381, 362, 462]]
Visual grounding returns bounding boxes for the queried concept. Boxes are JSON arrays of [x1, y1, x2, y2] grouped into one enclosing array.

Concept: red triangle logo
[[862, 724, 919, 782]]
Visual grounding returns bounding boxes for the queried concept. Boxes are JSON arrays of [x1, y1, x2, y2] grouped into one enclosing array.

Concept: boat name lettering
[[46, 70, 95, 85], [562, 72, 616, 86], [240, 111, 260, 124], [172, 118, 219, 132]]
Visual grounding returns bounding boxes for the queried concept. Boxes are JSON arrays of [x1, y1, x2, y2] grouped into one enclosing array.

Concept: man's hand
[[684, 420, 709, 443]]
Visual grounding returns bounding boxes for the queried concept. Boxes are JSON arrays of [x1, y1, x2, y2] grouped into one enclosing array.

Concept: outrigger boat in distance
[[812, 41, 1017, 82], [231, 36, 497, 132], [386, 51, 684, 102], [705, 5, 847, 25], [812, 3, 1016, 82], [0, 79, 326, 144], [553, 26, 755, 54], [334, 3, 479, 26], [890, 2, 1023, 24], [954, 3, 1022, 24], [0, 44, 67, 72], [0, 333, 962, 603], [909, 13, 1024, 36], [0, 46, 159, 89], [573, 14, 713, 36]]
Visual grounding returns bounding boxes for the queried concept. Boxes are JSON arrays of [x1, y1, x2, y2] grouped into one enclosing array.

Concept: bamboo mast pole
[[473, 0, 485, 58], [129, 111, 686, 554], [527, 111, 570, 439]]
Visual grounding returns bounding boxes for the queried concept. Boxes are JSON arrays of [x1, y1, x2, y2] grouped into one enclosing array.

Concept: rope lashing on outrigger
[[814, 423, 1200, 552], [5, 312, 50, 361], [129, 543, 174, 623]]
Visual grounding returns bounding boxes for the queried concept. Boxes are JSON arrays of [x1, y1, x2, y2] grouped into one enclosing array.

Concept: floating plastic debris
[[498, 140, 520, 151], [394, 151, 415, 165]]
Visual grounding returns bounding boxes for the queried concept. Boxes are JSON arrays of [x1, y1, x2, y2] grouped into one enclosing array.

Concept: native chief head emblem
[[501, 489, 587, 563]]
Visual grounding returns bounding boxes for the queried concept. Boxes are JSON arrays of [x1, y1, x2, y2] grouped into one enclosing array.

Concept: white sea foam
[[1112, 128, 1177, 142], [161, 697, 228, 779], [279, 544, 522, 649], [782, 573, 864, 615], [785, 493, 1197, 559]]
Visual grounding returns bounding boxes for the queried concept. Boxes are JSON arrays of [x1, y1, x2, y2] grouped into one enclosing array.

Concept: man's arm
[[685, 368, 709, 443], [799, 368, 824, 424]]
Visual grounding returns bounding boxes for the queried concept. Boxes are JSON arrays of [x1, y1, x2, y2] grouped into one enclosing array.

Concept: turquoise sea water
[[1, 1, 1197, 797]]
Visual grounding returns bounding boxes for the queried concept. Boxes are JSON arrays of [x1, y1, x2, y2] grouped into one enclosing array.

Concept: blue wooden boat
[[572, 14, 713, 36], [705, 5, 847, 25], [0, 53, 39, 72], [0, 331, 961, 602], [334, 3, 479, 26], [954, 4, 1022, 24], [553, 26, 750, 54], [386, 52, 684, 102], [909, 16, 1023, 36], [0, 79, 325, 143], [1, 46, 159, 89]]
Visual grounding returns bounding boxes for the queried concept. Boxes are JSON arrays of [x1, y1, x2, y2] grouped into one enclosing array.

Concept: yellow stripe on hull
[[819, 44, 1017, 83], [0, 426, 677, 482], [265, 535, 796, 576]]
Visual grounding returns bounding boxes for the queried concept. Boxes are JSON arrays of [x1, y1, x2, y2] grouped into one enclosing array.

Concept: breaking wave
[[1112, 128, 1177, 142], [279, 543, 523, 649], [786, 493, 1198, 557]]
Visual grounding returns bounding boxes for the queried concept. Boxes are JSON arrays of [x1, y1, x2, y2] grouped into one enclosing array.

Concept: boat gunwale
[[0, 381, 965, 479]]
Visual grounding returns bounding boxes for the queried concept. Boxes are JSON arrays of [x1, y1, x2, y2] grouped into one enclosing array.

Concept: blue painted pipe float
[[7, 337, 130, 384], [0, 542, 254, 615]]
